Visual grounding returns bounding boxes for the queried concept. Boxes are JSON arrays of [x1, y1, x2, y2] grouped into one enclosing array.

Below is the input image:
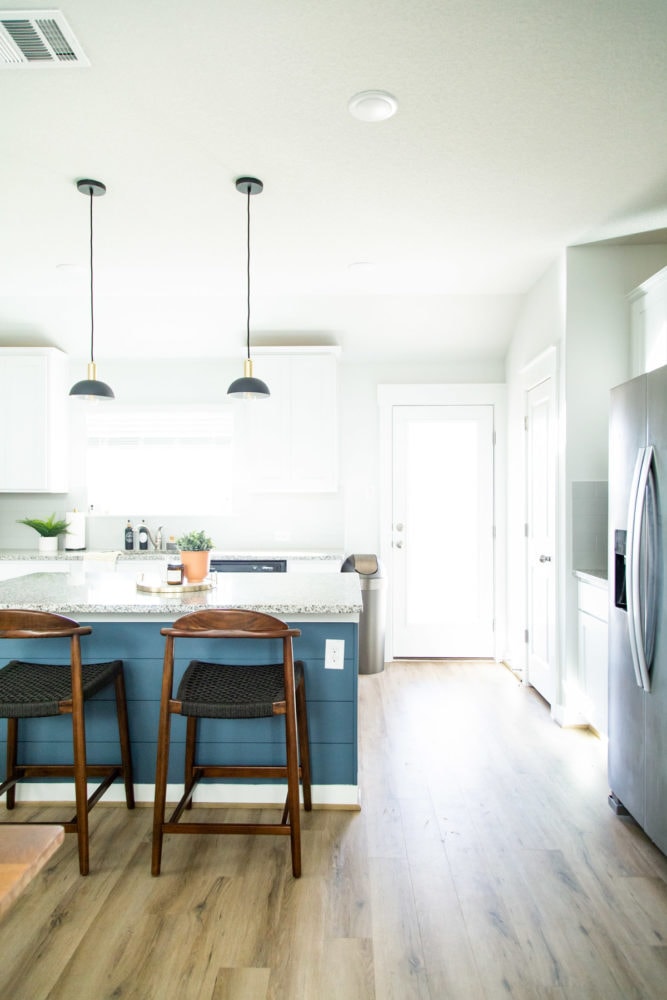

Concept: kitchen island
[[0, 569, 362, 807]]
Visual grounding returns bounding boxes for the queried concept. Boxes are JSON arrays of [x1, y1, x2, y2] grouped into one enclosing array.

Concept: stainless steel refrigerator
[[608, 362, 667, 854]]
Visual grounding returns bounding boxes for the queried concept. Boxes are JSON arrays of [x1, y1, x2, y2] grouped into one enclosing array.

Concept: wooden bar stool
[[152, 609, 312, 877], [0, 610, 135, 875]]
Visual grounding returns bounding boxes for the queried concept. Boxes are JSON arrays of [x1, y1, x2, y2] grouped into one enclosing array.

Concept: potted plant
[[17, 513, 70, 554], [176, 530, 214, 583]]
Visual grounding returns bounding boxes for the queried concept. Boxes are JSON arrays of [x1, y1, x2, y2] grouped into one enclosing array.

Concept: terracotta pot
[[179, 550, 210, 583]]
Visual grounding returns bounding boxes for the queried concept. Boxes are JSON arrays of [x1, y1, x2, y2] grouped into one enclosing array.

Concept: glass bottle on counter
[[124, 520, 134, 551], [167, 561, 184, 585]]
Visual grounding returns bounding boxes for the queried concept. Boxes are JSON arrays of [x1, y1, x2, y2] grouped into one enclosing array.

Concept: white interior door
[[525, 377, 557, 703], [391, 405, 495, 657]]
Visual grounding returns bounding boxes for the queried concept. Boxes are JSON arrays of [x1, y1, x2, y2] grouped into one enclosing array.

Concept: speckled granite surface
[[0, 549, 342, 562], [0, 569, 362, 617]]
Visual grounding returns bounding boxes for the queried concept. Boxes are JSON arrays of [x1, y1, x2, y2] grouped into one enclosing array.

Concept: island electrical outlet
[[325, 638, 345, 669]]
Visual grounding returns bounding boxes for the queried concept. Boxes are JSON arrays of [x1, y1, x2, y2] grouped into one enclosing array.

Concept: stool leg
[[284, 696, 302, 878], [5, 718, 18, 810], [152, 704, 173, 876], [296, 679, 312, 812], [71, 696, 90, 876], [114, 669, 135, 809], [70, 636, 90, 875], [184, 716, 197, 810]]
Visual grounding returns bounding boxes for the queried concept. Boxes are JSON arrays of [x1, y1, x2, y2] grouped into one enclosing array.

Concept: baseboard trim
[[8, 782, 361, 810]]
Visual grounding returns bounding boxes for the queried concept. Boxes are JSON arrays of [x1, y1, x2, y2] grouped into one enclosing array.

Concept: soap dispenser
[[138, 520, 149, 551]]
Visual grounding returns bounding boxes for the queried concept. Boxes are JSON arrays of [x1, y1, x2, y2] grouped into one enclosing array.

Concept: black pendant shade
[[227, 360, 270, 398], [227, 176, 270, 399], [69, 179, 114, 400], [69, 373, 115, 399]]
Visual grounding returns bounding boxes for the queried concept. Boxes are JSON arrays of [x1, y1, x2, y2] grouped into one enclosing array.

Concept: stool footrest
[[163, 821, 292, 836]]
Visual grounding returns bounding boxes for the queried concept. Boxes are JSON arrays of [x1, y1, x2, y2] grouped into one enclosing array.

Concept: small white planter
[[38, 536, 59, 554]]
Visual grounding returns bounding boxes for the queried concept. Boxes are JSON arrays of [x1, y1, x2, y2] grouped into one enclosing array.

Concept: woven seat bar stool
[[152, 609, 312, 878], [0, 609, 135, 875]]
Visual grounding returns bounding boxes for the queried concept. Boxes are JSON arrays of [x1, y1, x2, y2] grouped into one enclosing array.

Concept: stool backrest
[[161, 609, 301, 641], [0, 609, 91, 640]]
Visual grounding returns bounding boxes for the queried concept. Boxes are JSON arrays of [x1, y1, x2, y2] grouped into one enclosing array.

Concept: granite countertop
[[0, 569, 362, 618], [0, 549, 343, 563]]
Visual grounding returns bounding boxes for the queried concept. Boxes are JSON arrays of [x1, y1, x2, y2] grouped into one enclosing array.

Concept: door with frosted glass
[[392, 405, 495, 657]]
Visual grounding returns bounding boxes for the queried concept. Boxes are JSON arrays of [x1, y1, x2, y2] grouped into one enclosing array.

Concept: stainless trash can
[[341, 554, 385, 674]]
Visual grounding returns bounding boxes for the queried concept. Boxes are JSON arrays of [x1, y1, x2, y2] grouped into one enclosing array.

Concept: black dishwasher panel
[[210, 559, 287, 573]]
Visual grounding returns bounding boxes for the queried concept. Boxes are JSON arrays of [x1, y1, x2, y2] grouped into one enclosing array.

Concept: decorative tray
[[136, 576, 213, 594]]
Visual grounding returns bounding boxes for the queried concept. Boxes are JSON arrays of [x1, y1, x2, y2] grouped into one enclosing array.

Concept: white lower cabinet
[[577, 578, 609, 737], [286, 558, 341, 573], [0, 558, 162, 583], [0, 561, 72, 582]]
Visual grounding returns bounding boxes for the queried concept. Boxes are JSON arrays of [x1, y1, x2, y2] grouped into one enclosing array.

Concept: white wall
[[339, 359, 505, 555], [1, 354, 505, 555], [503, 244, 667, 712]]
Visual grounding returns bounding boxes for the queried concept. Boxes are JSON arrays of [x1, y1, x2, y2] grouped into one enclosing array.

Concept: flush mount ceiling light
[[227, 176, 270, 400], [348, 90, 398, 122], [69, 178, 114, 400]]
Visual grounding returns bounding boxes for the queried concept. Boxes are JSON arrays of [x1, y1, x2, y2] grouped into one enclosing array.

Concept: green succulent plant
[[17, 513, 70, 537], [176, 530, 214, 551]]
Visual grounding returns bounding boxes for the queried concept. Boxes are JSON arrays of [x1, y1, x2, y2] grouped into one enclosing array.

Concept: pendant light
[[69, 178, 114, 399], [227, 176, 270, 399]]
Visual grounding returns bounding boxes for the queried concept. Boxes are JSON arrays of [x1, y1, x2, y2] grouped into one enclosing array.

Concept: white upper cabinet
[[630, 266, 667, 377], [0, 347, 69, 493], [241, 349, 339, 492]]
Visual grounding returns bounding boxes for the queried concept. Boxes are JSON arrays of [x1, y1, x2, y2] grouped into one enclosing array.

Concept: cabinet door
[[0, 349, 68, 492], [0, 355, 49, 491], [630, 268, 667, 376], [243, 353, 338, 492], [578, 587, 609, 739], [644, 276, 667, 373]]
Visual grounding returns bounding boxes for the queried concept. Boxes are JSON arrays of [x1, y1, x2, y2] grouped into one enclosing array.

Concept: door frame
[[378, 383, 507, 662]]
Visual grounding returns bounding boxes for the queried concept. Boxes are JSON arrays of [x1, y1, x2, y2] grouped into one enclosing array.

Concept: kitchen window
[[84, 405, 234, 515]]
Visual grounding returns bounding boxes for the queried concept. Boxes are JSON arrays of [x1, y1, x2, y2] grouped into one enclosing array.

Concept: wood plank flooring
[[2, 660, 667, 998]]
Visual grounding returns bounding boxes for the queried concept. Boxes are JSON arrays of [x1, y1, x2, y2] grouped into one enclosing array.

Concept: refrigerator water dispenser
[[614, 528, 627, 610]]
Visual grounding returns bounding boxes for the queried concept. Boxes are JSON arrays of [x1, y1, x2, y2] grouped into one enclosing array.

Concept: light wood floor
[[2, 660, 667, 999]]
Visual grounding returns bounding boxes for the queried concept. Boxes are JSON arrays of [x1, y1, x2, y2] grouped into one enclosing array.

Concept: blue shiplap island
[[0, 569, 362, 808]]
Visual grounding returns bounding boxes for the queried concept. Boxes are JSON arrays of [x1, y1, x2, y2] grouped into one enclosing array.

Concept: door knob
[[395, 522, 404, 531], [539, 554, 551, 563], [395, 540, 404, 549]]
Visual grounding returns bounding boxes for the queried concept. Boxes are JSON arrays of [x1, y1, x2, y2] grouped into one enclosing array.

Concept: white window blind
[[85, 405, 234, 515]]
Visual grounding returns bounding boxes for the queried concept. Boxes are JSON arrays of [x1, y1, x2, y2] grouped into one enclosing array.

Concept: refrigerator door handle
[[626, 448, 645, 689], [628, 446, 655, 692], [643, 453, 658, 671]]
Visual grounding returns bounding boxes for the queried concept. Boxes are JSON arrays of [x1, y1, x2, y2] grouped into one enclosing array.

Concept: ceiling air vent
[[0, 9, 89, 67]]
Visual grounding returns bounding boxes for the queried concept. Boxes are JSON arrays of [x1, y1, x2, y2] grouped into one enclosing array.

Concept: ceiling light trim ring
[[348, 90, 398, 122]]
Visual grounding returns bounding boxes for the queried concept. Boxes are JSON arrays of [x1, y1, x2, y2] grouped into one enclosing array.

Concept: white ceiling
[[2, 0, 667, 364]]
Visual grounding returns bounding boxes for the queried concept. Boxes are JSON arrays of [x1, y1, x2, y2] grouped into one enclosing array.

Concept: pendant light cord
[[245, 184, 251, 361], [88, 188, 95, 365]]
